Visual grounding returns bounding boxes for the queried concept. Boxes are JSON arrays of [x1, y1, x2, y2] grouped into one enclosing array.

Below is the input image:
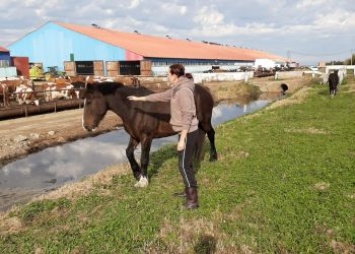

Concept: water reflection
[[0, 100, 269, 210], [211, 100, 269, 125]]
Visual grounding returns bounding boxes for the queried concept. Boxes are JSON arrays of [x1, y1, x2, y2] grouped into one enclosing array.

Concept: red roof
[[56, 22, 287, 62], [0, 46, 9, 52]]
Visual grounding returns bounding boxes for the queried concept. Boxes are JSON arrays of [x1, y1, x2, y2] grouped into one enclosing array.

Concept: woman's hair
[[185, 73, 193, 79], [169, 64, 193, 79], [169, 64, 185, 77]]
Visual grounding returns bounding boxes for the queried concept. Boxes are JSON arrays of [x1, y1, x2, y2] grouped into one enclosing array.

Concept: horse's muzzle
[[83, 125, 95, 132]]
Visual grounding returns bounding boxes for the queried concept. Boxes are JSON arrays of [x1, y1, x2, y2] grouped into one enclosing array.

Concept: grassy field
[[1, 78, 354, 253]]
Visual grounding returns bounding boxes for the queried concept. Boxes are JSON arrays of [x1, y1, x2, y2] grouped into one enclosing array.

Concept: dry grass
[[285, 127, 328, 135], [155, 209, 254, 254], [0, 215, 23, 234], [35, 163, 131, 201], [203, 80, 261, 104], [266, 85, 311, 110]]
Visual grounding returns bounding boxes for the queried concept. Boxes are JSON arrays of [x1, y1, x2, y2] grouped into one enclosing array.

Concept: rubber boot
[[184, 187, 199, 209]]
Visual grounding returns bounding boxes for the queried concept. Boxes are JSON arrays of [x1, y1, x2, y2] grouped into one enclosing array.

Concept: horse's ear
[[81, 82, 96, 99]]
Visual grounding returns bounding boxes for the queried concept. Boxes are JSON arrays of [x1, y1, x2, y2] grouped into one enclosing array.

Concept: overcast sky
[[1, 0, 354, 65]]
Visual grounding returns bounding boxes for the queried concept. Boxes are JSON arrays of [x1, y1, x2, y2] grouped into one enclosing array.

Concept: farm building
[[7, 21, 288, 76]]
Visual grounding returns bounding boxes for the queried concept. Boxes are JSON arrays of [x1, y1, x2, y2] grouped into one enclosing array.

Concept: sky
[[1, 0, 354, 65]]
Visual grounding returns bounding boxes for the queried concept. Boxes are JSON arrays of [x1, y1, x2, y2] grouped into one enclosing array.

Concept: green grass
[[1, 82, 355, 253]]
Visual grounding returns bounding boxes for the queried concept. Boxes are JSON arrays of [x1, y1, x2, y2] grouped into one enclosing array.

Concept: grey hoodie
[[144, 76, 198, 133]]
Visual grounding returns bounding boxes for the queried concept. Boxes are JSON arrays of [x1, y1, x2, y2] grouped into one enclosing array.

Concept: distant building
[[7, 21, 288, 76]]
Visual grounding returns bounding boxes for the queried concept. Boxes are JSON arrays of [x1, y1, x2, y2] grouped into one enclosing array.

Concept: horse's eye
[[84, 93, 94, 103]]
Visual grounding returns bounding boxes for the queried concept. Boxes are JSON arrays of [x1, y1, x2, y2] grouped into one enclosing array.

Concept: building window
[[0, 60, 9, 67]]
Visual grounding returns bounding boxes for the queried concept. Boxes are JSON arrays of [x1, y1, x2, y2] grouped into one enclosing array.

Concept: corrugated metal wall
[[7, 22, 130, 74], [0, 52, 11, 62]]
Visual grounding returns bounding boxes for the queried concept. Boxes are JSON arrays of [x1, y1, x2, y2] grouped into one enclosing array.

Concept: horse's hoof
[[134, 176, 148, 188], [209, 156, 218, 162]]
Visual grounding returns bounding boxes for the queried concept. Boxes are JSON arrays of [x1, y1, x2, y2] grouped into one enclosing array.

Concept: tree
[[326, 60, 344, 65], [344, 54, 355, 65]]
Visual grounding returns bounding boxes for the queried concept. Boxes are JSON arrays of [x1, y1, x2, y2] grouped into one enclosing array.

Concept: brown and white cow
[[0, 83, 10, 107], [42, 80, 77, 102], [15, 84, 39, 105]]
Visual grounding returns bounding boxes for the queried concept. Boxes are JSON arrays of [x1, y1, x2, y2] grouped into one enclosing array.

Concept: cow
[[15, 84, 39, 105], [0, 83, 10, 107], [280, 83, 289, 96], [328, 70, 339, 98], [42, 80, 77, 101], [337, 69, 345, 86]]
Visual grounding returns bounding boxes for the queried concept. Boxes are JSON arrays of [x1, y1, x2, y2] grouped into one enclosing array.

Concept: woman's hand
[[177, 130, 188, 151], [127, 96, 145, 101], [177, 139, 186, 151]]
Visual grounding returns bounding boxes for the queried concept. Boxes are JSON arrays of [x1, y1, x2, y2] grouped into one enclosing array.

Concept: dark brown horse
[[82, 82, 217, 187]]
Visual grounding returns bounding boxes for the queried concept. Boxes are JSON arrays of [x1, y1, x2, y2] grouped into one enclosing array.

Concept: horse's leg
[[199, 122, 218, 161], [206, 127, 218, 161], [126, 137, 141, 180], [134, 136, 153, 188]]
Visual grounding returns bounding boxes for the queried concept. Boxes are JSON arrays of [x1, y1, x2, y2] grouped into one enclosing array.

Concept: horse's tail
[[193, 129, 207, 167]]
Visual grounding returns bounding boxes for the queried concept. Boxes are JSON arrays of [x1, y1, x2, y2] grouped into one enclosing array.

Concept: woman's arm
[[128, 89, 172, 102]]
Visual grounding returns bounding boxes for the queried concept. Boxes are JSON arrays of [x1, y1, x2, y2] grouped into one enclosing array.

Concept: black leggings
[[178, 129, 199, 188]]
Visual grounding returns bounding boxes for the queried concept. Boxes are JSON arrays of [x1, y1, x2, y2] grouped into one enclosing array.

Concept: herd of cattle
[[0, 76, 141, 108]]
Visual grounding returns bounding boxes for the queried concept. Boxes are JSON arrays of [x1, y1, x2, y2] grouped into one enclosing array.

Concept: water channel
[[0, 100, 269, 211]]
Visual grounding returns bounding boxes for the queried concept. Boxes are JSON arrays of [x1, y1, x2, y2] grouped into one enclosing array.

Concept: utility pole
[[286, 50, 291, 61], [351, 49, 353, 65]]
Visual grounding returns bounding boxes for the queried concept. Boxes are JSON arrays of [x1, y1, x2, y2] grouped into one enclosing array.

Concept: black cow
[[328, 70, 339, 98], [280, 83, 288, 96]]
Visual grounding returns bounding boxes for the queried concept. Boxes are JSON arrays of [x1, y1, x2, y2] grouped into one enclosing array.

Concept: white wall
[[325, 65, 355, 75], [151, 70, 254, 84], [151, 63, 254, 76], [0, 67, 17, 78], [192, 72, 254, 84]]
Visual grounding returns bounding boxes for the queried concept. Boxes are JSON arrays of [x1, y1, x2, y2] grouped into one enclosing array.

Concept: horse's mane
[[90, 81, 155, 96], [89, 82, 124, 94]]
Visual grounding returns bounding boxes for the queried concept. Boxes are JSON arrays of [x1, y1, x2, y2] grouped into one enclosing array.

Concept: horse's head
[[82, 83, 108, 132]]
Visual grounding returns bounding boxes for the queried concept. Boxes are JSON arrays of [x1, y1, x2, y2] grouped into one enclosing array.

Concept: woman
[[128, 64, 199, 209]]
